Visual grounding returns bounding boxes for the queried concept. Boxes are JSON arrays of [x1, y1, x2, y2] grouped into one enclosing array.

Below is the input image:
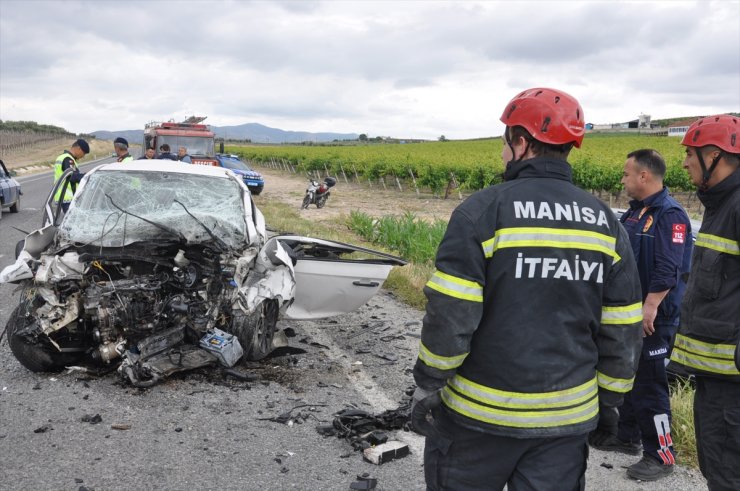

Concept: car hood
[[230, 168, 262, 179]]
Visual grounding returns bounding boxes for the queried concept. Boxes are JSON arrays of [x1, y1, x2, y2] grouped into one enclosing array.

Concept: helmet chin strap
[[697, 149, 722, 191], [504, 129, 530, 164], [503, 132, 531, 181]]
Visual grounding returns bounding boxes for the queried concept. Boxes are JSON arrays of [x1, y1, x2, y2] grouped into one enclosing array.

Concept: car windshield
[[219, 157, 252, 172], [60, 170, 247, 248], [158, 136, 214, 157]]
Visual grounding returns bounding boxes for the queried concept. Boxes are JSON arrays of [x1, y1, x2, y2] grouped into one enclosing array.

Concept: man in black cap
[[53, 138, 89, 212], [114, 137, 133, 162]]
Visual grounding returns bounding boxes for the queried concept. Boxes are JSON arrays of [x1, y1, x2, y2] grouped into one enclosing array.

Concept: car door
[[270, 235, 407, 319], [43, 168, 74, 227]]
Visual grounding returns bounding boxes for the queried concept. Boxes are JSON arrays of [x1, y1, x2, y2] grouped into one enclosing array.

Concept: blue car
[[215, 154, 264, 195], [0, 159, 21, 219]]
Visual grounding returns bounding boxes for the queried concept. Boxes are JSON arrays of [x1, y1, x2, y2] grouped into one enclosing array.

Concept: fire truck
[[143, 116, 218, 166]]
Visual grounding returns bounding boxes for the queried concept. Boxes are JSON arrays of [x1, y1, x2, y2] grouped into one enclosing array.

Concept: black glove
[[410, 387, 442, 437], [588, 405, 619, 447]]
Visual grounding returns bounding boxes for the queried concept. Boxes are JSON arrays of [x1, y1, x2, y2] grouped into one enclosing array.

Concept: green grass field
[[228, 133, 692, 193]]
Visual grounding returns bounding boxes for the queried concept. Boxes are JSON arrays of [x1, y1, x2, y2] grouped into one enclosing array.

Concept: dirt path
[[251, 165, 464, 225], [251, 164, 705, 222]]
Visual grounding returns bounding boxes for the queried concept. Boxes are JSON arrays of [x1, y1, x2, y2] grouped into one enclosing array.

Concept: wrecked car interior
[[1, 161, 405, 388]]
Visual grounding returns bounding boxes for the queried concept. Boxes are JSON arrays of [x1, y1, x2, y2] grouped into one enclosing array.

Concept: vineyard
[[226, 133, 692, 193], [0, 121, 74, 159]]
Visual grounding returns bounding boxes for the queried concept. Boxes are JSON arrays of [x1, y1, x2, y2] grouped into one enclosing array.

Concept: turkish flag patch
[[672, 223, 686, 244]]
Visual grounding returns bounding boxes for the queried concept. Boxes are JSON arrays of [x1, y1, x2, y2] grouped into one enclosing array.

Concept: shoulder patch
[[672, 223, 686, 244]]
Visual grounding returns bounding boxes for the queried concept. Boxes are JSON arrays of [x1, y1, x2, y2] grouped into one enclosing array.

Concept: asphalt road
[[0, 163, 707, 491]]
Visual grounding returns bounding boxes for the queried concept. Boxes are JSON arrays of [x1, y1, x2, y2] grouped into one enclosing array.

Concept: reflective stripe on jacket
[[53, 151, 77, 203], [414, 157, 643, 438], [670, 170, 740, 381]]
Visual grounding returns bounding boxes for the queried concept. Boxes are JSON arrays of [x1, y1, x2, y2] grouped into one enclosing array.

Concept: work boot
[[588, 432, 641, 455], [626, 454, 674, 481]]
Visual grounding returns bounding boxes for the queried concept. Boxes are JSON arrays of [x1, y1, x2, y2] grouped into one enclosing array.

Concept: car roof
[[94, 160, 234, 178]]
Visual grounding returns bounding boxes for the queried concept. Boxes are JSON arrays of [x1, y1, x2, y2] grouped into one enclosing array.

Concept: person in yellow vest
[[53, 138, 89, 212], [114, 137, 133, 162]]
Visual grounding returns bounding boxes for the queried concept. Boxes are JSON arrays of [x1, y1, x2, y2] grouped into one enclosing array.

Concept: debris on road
[[315, 403, 411, 452], [81, 414, 102, 424], [350, 473, 378, 490], [363, 440, 410, 465]]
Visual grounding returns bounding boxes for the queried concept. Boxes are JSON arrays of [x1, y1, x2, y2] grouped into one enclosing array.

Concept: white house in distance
[[667, 118, 698, 138]]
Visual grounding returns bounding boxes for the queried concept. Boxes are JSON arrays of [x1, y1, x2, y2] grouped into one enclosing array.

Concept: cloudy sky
[[1, 0, 738, 140]]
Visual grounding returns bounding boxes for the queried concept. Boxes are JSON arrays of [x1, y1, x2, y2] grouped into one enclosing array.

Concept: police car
[[215, 154, 264, 195], [0, 159, 21, 219]]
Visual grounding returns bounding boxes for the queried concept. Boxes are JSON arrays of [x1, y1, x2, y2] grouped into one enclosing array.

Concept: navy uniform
[[412, 88, 643, 491], [617, 186, 692, 465]]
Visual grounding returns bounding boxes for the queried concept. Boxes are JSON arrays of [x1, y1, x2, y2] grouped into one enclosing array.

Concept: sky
[[1, 0, 738, 140]]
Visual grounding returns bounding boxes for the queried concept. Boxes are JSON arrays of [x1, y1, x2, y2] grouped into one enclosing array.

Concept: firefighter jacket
[[413, 157, 643, 438], [620, 187, 693, 360], [670, 169, 740, 381]]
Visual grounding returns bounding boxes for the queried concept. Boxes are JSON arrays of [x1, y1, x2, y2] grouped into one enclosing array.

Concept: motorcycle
[[301, 176, 336, 209]]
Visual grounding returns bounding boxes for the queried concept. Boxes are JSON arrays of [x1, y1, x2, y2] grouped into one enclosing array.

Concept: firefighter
[[158, 144, 177, 160], [138, 147, 156, 160], [411, 87, 643, 490], [53, 138, 89, 212], [589, 149, 692, 481], [177, 146, 192, 163], [669, 114, 740, 491], [114, 137, 133, 162]]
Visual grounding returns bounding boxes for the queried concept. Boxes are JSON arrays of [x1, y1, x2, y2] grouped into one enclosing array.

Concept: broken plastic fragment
[[362, 441, 410, 465]]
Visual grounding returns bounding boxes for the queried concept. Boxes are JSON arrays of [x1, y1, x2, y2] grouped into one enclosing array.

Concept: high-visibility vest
[[53, 152, 77, 203]]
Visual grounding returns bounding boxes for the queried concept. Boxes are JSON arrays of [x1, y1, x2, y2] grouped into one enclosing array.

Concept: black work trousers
[[618, 356, 675, 463], [695, 376, 740, 491], [424, 408, 587, 491]]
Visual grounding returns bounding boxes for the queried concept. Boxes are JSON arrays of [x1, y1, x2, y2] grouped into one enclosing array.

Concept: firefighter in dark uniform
[[589, 149, 692, 481], [53, 138, 89, 212], [411, 87, 643, 490], [669, 114, 740, 491]]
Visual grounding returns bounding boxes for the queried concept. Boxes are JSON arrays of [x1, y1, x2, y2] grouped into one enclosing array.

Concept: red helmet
[[500, 87, 585, 148], [681, 114, 739, 154]]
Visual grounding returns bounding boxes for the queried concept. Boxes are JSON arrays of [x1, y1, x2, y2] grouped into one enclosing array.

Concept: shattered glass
[[59, 170, 247, 248]]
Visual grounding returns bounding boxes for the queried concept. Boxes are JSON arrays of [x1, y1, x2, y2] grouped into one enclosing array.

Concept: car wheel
[[6, 299, 81, 372], [250, 186, 263, 196], [9, 196, 19, 213], [316, 194, 328, 209], [231, 300, 280, 361]]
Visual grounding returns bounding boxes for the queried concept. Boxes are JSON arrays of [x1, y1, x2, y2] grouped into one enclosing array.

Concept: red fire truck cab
[[143, 117, 218, 166]]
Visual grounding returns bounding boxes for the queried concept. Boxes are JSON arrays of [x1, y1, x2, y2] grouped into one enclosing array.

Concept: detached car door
[[272, 235, 407, 319]]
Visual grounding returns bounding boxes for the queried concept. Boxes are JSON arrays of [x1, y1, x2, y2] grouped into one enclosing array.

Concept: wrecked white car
[[1, 161, 405, 387]]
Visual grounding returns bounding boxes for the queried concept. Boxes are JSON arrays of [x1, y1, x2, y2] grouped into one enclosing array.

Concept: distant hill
[[92, 122, 358, 144], [650, 113, 740, 127]]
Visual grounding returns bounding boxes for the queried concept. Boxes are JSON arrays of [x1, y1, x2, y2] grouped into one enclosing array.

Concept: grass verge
[[670, 378, 698, 468]]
